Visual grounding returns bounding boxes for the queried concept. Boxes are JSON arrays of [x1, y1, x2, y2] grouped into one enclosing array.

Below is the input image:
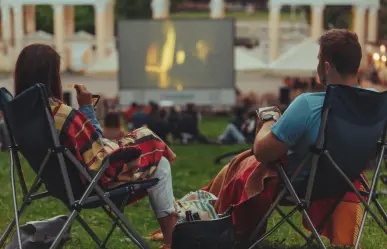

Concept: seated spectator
[[218, 107, 247, 144], [14, 44, 177, 248], [240, 110, 257, 143], [168, 107, 180, 141], [124, 102, 138, 124], [148, 108, 170, 144], [103, 112, 126, 141], [131, 105, 149, 130], [178, 103, 214, 144], [155, 30, 372, 246]]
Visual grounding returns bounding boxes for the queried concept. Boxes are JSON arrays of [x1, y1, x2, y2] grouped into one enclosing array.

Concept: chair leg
[[49, 210, 79, 249], [251, 206, 301, 247], [275, 207, 309, 242], [0, 174, 43, 248], [76, 215, 105, 248], [10, 151, 22, 249], [304, 195, 344, 246], [276, 167, 326, 249]]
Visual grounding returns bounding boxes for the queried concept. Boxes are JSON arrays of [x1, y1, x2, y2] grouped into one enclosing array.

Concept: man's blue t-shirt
[[270, 87, 375, 180]]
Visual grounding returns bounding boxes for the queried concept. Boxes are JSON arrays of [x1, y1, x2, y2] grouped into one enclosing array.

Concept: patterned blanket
[[50, 100, 176, 188]]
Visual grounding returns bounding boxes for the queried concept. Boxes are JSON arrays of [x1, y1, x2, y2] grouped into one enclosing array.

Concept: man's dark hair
[[319, 29, 362, 76]]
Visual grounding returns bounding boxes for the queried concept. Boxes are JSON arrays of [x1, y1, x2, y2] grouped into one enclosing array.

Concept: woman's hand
[[74, 84, 93, 107]]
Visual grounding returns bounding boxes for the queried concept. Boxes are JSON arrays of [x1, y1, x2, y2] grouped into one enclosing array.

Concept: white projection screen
[[118, 19, 236, 105]]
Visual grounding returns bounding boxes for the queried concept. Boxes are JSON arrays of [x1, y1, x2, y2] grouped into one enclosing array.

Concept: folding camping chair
[[247, 85, 387, 249], [0, 84, 158, 249]]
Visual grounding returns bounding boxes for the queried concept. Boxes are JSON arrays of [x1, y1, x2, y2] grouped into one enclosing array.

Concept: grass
[[0, 116, 386, 249], [170, 11, 302, 21]]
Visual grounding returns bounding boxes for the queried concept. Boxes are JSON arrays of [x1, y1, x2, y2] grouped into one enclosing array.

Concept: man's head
[[318, 29, 362, 85]]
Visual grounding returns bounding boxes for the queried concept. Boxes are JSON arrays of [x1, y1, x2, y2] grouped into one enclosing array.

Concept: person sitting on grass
[[14, 44, 177, 249]]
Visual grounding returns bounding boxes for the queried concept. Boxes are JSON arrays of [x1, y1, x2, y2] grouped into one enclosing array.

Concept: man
[[253, 29, 367, 179]]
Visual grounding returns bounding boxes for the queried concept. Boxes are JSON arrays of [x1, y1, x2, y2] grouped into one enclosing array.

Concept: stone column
[[24, 5, 36, 34], [64, 6, 75, 37], [94, 2, 107, 60], [106, 2, 115, 39], [210, 0, 225, 19], [151, 0, 170, 19], [353, 5, 367, 68], [13, 4, 24, 57], [311, 4, 325, 40], [367, 6, 378, 43], [64, 6, 75, 70], [268, 3, 281, 63], [1, 5, 12, 54], [53, 5, 65, 71]]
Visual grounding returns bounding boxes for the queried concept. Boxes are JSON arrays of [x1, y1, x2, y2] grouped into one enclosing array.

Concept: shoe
[[147, 229, 164, 241], [160, 244, 171, 249]]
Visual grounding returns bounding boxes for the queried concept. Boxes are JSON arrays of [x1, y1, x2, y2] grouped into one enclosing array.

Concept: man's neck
[[328, 74, 358, 87]]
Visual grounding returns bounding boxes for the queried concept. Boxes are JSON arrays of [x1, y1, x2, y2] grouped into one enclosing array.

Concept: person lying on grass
[[13, 44, 177, 249]]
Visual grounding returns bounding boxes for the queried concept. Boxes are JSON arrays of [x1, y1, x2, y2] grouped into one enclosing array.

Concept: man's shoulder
[[298, 92, 325, 107]]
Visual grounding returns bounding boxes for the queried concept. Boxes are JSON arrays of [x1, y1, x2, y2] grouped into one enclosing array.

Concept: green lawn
[[0, 117, 386, 249], [170, 11, 302, 21]]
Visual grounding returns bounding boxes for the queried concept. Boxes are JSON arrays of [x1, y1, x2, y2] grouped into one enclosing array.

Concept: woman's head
[[104, 112, 121, 129], [14, 44, 62, 100]]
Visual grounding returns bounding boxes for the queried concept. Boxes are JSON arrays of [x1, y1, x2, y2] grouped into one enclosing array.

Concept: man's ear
[[324, 61, 331, 75]]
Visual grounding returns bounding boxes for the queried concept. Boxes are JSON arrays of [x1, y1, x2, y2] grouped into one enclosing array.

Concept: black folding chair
[[247, 85, 387, 249], [0, 84, 158, 249]]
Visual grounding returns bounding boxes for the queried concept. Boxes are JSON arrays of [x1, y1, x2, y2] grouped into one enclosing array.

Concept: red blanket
[[202, 150, 365, 246]]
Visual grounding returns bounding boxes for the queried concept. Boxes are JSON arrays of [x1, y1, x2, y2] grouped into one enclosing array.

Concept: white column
[[367, 6, 378, 43], [151, 0, 170, 19], [13, 4, 24, 57], [210, 0, 225, 19], [53, 5, 65, 71], [268, 3, 281, 63], [353, 5, 366, 48], [311, 4, 325, 40], [94, 2, 107, 60], [64, 6, 75, 37], [25, 5, 36, 34], [353, 5, 367, 68], [1, 5, 12, 54], [106, 3, 115, 39]]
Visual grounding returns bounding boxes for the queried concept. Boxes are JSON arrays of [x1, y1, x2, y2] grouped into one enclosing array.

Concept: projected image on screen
[[118, 19, 234, 90]]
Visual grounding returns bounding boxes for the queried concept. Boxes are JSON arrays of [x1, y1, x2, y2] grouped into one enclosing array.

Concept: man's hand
[[74, 84, 92, 107], [256, 110, 281, 134]]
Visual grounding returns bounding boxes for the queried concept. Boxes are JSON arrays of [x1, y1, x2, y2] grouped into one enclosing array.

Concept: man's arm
[[253, 95, 310, 163], [253, 120, 288, 163]]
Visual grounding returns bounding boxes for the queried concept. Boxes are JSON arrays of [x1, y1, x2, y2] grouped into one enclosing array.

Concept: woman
[[14, 44, 176, 249]]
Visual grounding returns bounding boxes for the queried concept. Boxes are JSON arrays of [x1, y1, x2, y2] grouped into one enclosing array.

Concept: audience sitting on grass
[[14, 44, 177, 249]]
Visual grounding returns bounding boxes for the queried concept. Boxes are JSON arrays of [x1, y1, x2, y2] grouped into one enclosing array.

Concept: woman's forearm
[[79, 105, 103, 136]]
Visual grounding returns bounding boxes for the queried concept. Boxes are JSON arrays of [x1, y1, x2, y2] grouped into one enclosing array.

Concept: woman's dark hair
[[14, 44, 62, 99], [104, 112, 121, 128]]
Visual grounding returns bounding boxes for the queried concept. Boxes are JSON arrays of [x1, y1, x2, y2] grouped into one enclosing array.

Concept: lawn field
[[0, 117, 386, 249]]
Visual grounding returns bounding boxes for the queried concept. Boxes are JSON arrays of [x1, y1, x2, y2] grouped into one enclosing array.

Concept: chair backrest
[[0, 88, 16, 147], [7, 84, 85, 204], [309, 85, 387, 198]]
